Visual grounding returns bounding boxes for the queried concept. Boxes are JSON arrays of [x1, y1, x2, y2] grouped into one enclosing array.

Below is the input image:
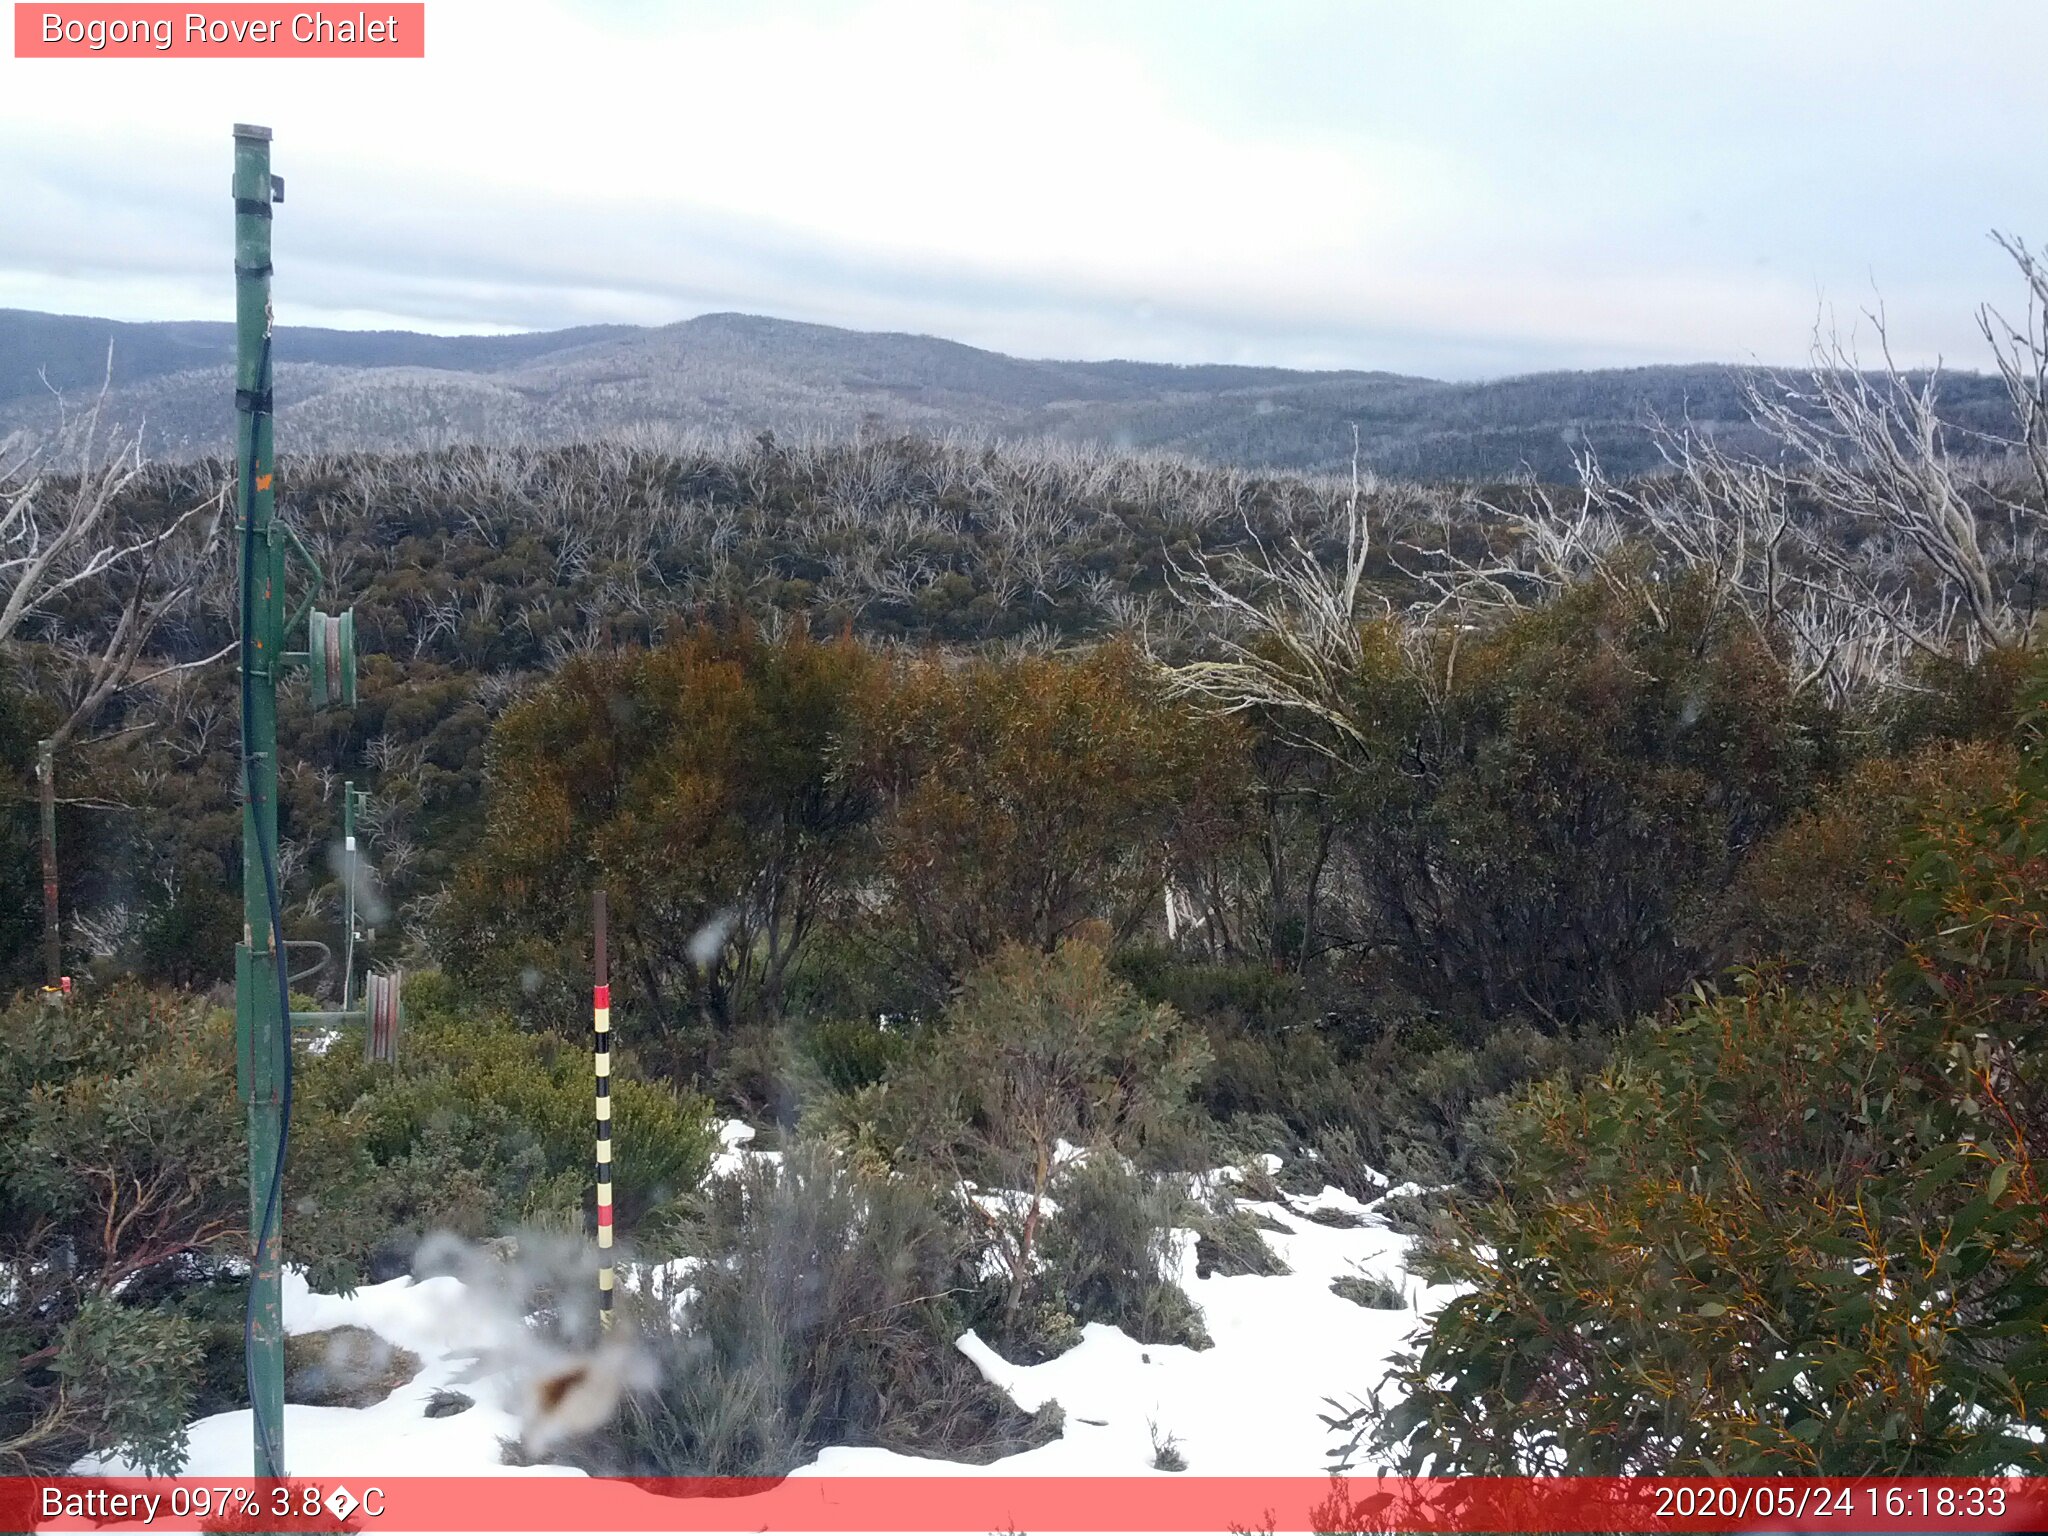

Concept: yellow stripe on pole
[[595, 1095, 611, 1119], [597, 1181, 612, 1204], [598, 1225, 614, 1250], [596, 1138, 611, 1161], [594, 1051, 610, 1076], [594, 1007, 610, 1033], [598, 1265, 615, 1289]]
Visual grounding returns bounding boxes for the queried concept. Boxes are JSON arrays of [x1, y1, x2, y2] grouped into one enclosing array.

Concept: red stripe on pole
[[595, 1203, 613, 1224], [593, 983, 609, 1008]]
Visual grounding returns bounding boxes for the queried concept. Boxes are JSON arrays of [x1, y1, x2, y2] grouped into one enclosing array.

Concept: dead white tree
[[1743, 319, 2033, 662], [1160, 426, 1388, 759], [3, 364, 234, 988], [1392, 244, 2048, 703], [1154, 237, 2048, 827], [1977, 230, 2048, 620], [1, 369, 232, 751]]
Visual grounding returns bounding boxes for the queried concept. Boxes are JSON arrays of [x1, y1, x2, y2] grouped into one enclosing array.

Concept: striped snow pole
[[593, 888, 614, 1332]]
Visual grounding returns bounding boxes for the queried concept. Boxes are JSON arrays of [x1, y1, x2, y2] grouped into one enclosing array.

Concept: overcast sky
[[3, 0, 2044, 378]]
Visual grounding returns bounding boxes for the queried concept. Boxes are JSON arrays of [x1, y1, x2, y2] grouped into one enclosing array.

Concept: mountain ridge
[[0, 307, 2015, 481]]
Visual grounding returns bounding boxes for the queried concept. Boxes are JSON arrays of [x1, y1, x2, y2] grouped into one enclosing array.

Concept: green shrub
[[1330, 1272, 1404, 1310], [796, 1014, 914, 1095], [1189, 1191, 1288, 1279], [859, 936, 1211, 1332], [1726, 738, 2018, 984], [1198, 1016, 1593, 1191], [49, 1298, 206, 1474], [1209, 1110, 1299, 1169], [845, 643, 1247, 997], [0, 985, 241, 1474], [144, 1269, 252, 1424], [779, 927, 935, 1036], [440, 624, 881, 1058], [1149, 1420, 1187, 1471], [591, 1143, 1055, 1476], [1302, 1124, 1388, 1204], [1355, 661, 2048, 1476], [704, 1024, 800, 1125], [1365, 973, 2048, 1474], [0, 664, 53, 995], [1320, 575, 1838, 1028], [1038, 1157, 1210, 1351], [291, 985, 718, 1289], [1373, 1188, 1452, 1239], [1877, 644, 2039, 752], [1112, 950, 1310, 1034]]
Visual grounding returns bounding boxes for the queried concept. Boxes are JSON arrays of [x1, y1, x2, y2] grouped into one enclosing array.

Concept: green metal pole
[[232, 121, 287, 1480]]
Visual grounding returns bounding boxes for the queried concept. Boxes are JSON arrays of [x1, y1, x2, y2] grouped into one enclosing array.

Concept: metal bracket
[[281, 522, 325, 639], [282, 938, 331, 988]]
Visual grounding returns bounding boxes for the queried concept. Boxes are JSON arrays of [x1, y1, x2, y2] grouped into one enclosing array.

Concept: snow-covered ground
[[80, 1123, 1455, 1486], [819, 1175, 1453, 1480]]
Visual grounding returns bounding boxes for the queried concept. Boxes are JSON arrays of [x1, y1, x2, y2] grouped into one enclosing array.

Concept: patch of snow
[[85, 1136, 1453, 1490], [709, 1117, 781, 1178], [77, 1270, 578, 1479], [805, 1178, 1455, 1480], [1283, 1184, 1378, 1221]]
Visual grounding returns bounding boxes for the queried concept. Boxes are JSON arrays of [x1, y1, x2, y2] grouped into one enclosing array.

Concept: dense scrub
[[3, 435, 1404, 999], [0, 986, 239, 1474], [288, 975, 719, 1290], [4, 403, 2044, 1476], [7, 423, 2031, 1010], [437, 589, 1876, 1053], [0, 980, 716, 1472], [599, 1146, 1061, 1477], [1354, 663, 2048, 1473]]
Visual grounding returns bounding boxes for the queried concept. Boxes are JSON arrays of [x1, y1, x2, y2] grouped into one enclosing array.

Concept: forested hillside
[[2, 306, 2017, 480]]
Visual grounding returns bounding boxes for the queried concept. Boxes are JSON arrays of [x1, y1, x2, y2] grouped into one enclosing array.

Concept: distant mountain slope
[[0, 308, 636, 402], [0, 308, 2014, 480]]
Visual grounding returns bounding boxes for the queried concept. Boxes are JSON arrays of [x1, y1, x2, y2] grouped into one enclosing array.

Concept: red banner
[[13, 4, 425, 58], [5, 1476, 2047, 1532]]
